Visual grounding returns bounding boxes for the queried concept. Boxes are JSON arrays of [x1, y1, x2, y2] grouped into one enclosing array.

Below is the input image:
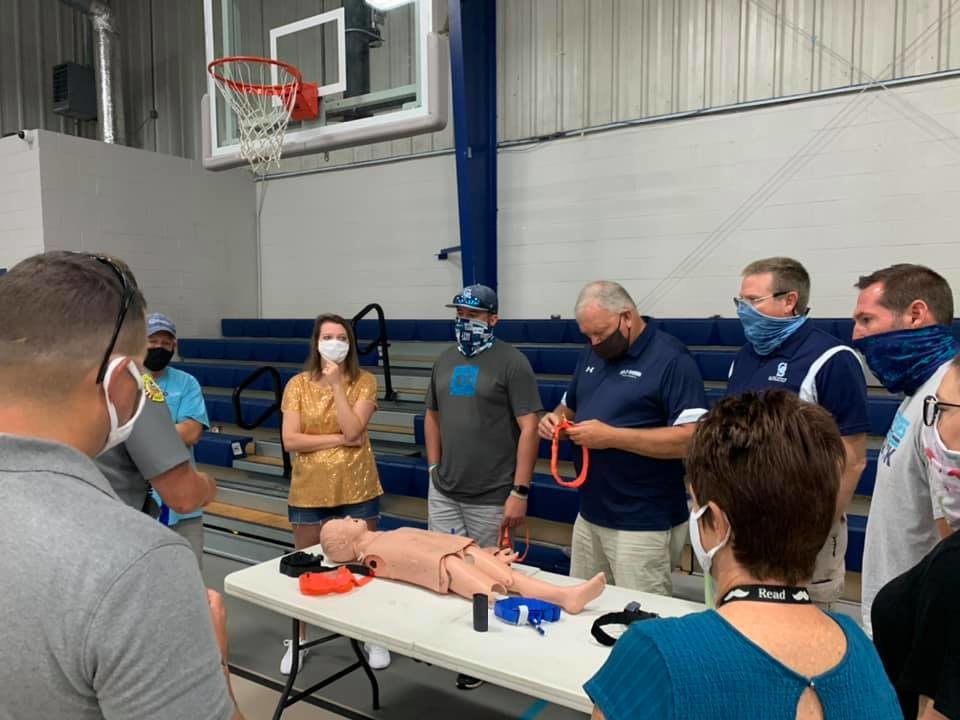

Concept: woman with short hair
[[586, 390, 900, 720]]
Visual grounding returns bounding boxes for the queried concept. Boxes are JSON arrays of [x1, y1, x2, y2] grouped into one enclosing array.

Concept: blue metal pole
[[448, 0, 497, 291]]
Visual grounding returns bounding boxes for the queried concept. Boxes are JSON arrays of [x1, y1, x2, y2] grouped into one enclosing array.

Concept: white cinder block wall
[[260, 77, 960, 321], [36, 131, 259, 337], [0, 133, 44, 270], [260, 155, 463, 320]]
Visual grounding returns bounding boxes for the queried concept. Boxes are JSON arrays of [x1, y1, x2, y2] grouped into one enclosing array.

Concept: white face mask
[[318, 339, 349, 364], [921, 421, 960, 531], [689, 503, 731, 578], [98, 356, 146, 456]]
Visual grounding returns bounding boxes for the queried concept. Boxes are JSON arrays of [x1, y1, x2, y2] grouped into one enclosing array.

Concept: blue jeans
[[287, 496, 381, 526]]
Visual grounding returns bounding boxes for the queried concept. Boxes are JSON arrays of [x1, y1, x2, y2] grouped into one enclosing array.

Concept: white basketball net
[[209, 58, 300, 175]]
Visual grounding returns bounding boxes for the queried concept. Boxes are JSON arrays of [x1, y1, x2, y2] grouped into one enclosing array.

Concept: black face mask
[[592, 316, 630, 361], [144, 347, 174, 372]]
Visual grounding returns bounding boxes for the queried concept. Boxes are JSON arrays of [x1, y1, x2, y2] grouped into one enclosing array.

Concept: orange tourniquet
[[299, 565, 374, 596], [551, 419, 589, 488]]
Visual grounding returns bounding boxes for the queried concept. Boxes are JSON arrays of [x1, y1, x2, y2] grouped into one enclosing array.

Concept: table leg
[[271, 618, 302, 720], [349, 638, 381, 710]]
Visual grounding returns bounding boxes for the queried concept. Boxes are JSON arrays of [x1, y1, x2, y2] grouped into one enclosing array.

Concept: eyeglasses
[[923, 394, 960, 427], [732, 291, 790, 309], [71, 253, 134, 384]]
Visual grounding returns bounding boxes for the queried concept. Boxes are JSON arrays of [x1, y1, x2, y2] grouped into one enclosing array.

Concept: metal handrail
[[352, 303, 398, 403], [232, 365, 291, 478]]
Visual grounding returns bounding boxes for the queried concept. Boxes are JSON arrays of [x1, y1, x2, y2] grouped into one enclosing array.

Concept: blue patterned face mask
[[853, 325, 958, 395], [736, 300, 807, 356], [455, 317, 495, 358]]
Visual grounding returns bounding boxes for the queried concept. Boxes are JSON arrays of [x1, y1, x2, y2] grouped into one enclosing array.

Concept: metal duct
[[59, 0, 126, 144]]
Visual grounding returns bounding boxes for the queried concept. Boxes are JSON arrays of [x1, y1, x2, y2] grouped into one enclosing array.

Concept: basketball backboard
[[202, 0, 448, 171]]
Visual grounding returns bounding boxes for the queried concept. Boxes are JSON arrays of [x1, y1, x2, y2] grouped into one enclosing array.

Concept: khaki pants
[[808, 516, 847, 609], [570, 514, 673, 595]]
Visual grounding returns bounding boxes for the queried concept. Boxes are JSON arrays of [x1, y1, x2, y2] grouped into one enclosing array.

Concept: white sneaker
[[364, 643, 391, 670], [280, 639, 308, 675]]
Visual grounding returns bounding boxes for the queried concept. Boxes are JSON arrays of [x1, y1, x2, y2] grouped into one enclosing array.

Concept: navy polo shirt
[[726, 320, 869, 436], [563, 321, 708, 532]]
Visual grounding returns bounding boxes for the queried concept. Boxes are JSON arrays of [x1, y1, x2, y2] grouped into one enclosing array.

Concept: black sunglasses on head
[[66, 253, 134, 384]]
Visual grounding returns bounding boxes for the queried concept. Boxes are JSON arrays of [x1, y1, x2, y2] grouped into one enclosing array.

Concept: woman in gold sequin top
[[279, 313, 388, 672]]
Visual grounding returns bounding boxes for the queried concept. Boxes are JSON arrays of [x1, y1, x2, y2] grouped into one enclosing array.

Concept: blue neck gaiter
[[853, 325, 958, 395], [737, 301, 808, 356]]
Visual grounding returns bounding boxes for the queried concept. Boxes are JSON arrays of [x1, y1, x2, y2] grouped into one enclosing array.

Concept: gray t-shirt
[[96, 393, 190, 510], [0, 434, 232, 720], [861, 360, 951, 635], [426, 341, 543, 504]]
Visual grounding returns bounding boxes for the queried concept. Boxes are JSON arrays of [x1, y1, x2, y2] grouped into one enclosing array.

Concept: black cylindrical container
[[473, 593, 488, 632]]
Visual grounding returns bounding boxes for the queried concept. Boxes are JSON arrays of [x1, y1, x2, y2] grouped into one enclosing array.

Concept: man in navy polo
[[727, 257, 868, 608], [539, 281, 707, 594]]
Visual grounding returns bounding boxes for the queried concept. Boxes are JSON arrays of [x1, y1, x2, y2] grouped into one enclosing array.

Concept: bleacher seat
[[523, 320, 568, 344], [413, 415, 425, 446], [194, 432, 252, 467], [659, 319, 718, 346], [416, 320, 454, 342], [846, 515, 867, 573], [695, 350, 734, 382], [715, 319, 746, 346], [857, 450, 879, 496], [376, 456, 418, 497], [493, 320, 528, 343]]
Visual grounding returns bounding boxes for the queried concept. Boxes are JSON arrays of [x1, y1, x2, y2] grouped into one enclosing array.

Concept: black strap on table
[[716, 584, 811, 608], [591, 602, 659, 646], [279, 551, 326, 578]]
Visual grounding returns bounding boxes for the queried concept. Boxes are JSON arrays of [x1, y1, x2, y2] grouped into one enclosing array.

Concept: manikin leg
[[446, 554, 606, 614]]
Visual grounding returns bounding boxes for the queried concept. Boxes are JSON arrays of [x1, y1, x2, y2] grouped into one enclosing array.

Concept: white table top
[[225, 547, 705, 715]]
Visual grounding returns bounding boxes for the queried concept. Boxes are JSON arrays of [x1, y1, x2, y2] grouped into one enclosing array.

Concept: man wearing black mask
[[539, 281, 707, 594]]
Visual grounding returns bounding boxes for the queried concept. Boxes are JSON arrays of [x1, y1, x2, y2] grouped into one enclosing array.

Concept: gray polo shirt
[[96, 392, 190, 510], [0, 434, 232, 720]]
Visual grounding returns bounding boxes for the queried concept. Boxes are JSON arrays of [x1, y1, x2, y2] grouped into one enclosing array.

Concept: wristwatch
[[511, 484, 530, 498]]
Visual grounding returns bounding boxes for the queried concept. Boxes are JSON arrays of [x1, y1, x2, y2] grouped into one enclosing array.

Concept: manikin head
[[320, 517, 370, 562]]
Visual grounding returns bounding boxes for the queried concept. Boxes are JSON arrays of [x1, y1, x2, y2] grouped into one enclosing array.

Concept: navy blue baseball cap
[[446, 284, 498, 314]]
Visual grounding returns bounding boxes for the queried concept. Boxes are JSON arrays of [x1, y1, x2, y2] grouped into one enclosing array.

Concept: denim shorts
[[287, 496, 381, 526]]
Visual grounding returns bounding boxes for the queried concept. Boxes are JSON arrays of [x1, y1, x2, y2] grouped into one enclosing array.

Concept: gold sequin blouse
[[281, 371, 383, 509]]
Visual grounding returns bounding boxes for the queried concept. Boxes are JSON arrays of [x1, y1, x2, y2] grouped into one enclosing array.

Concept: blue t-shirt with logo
[[562, 321, 707, 531], [726, 321, 869, 436], [151, 367, 210, 525]]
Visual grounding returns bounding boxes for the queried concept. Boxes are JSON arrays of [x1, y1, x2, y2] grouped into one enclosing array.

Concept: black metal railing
[[352, 302, 397, 403], [232, 365, 292, 478]]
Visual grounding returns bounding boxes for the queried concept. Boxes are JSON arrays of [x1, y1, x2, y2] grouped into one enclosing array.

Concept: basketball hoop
[[207, 56, 320, 175]]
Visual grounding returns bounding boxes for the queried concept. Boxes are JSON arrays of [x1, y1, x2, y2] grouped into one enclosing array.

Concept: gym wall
[[33, 130, 259, 336], [0, 134, 44, 269], [260, 75, 960, 320]]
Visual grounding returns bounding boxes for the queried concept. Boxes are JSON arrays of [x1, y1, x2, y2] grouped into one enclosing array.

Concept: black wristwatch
[[511, 484, 530, 497]]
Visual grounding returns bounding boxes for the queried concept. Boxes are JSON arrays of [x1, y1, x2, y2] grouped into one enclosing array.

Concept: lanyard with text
[[551, 419, 590, 488], [717, 584, 812, 607]]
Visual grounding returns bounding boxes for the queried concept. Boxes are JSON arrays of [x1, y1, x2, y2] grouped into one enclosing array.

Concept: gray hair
[[575, 281, 637, 316]]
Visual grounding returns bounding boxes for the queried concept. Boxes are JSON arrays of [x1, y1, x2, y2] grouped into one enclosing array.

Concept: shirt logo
[[143, 375, 166, 403], [767, 361, 789, 384], [585, 366, 596, 374], [450, 365, 479, 397], [619, 369, 643, 380], [881, 411, 910, 467]]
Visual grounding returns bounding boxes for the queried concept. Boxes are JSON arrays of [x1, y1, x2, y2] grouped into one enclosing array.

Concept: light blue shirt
[[151, 367, 210, 525]]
